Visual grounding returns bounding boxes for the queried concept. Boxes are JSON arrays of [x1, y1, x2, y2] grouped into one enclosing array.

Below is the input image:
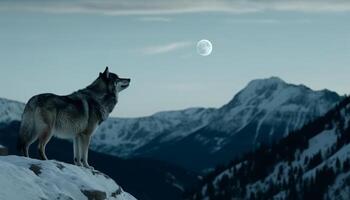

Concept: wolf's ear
[[102, 67, 109, 79]]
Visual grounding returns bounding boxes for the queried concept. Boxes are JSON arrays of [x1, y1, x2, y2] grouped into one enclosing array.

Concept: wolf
[[17, 67, 130, 168]]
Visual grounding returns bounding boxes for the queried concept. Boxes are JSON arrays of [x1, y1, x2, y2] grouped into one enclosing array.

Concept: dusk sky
[[0, 0, 350, 117]]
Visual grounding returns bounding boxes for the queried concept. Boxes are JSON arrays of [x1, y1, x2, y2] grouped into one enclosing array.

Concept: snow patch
[[0, 156, 136, 200]]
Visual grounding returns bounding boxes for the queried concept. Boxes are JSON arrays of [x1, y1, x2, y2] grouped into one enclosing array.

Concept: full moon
[[197, 39, 212, 56]]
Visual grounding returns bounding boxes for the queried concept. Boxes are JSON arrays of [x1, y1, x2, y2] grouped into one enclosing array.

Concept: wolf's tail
[[17, 100, 36, 157]]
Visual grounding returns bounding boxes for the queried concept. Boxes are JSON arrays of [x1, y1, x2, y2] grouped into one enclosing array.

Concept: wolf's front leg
[[80, 134, 94, 170], [73, 136, 83, 166]]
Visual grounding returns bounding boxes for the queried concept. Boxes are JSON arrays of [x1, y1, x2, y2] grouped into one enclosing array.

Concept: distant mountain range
[[185, 95, 350, 200], [0, 77, 341, 173], [90, 77, 341, 171], [0, 76, 344, 200]]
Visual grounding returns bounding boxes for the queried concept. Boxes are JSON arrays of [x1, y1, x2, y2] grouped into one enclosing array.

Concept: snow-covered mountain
[[0, 97, 213, 157], [185, 96, 350, 200], [0, 156, 136, 200], [91, 107, 214, 157], [0, 98, 24, 124], [0, 77, 342, 171], [91, 77, 341, 171], [208, 77, 338, 136]]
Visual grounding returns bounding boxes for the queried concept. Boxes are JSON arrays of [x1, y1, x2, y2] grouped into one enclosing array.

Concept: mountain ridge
[[90, 77, 342, 171], [0, 77, 342, 172], [185, 96, 350, 200]]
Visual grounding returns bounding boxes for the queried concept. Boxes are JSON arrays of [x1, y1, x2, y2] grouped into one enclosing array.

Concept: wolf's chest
[[53, 98, 99, 138]]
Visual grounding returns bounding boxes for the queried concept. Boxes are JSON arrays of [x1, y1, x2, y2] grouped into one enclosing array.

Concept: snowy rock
[[0, 156, 136, 200]]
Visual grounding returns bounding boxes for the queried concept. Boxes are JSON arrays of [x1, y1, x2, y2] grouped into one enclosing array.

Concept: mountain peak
[[224, 77, 288, 108], [243, 76, 287, 94], [226, 77, 340, 108], [248, 76, 286, 86], [218, 77, 341, 130]]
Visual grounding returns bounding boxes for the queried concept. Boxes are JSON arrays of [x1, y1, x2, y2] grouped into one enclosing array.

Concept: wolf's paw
[[83, 162, 94, 170], [74, 158, 83, 167], [75, 162, 83, 167]]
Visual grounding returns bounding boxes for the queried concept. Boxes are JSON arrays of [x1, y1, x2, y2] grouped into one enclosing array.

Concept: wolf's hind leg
[[18, 123, 38, 158], [73, 136, 83, 166], [23, 135, 38, 158], [38, 128, 53, 160]]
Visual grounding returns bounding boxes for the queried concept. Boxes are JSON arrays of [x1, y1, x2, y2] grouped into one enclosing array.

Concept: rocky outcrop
[[0, 156, 136, 200]]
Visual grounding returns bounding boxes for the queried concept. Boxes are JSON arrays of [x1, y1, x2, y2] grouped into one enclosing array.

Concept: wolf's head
[[100, 67, 130, 95], [89, 67, 130, 97]]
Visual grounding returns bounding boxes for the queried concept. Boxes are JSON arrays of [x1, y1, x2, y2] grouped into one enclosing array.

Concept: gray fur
[[17, 67, 130, 169]]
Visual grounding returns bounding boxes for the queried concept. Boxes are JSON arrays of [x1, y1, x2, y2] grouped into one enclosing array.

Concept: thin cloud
[[226, 19, 281, 24], [225, 18, 312, 24], [141, 41, 192, 55], [138, 17, 172, 22], [1, 1, 350, 15]]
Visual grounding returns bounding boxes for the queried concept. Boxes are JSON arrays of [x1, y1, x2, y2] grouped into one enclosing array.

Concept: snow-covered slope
[[0, 156, 136, 200], [91, 107, 214, 157], [186, 96, 350, 200], [210, 77, 338, 136], [0, 98, 24, 124], [91, 77, 341, 171]]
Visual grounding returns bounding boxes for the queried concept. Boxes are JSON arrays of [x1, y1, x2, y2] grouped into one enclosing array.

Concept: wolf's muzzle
[[121, 78, 131, 88]]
